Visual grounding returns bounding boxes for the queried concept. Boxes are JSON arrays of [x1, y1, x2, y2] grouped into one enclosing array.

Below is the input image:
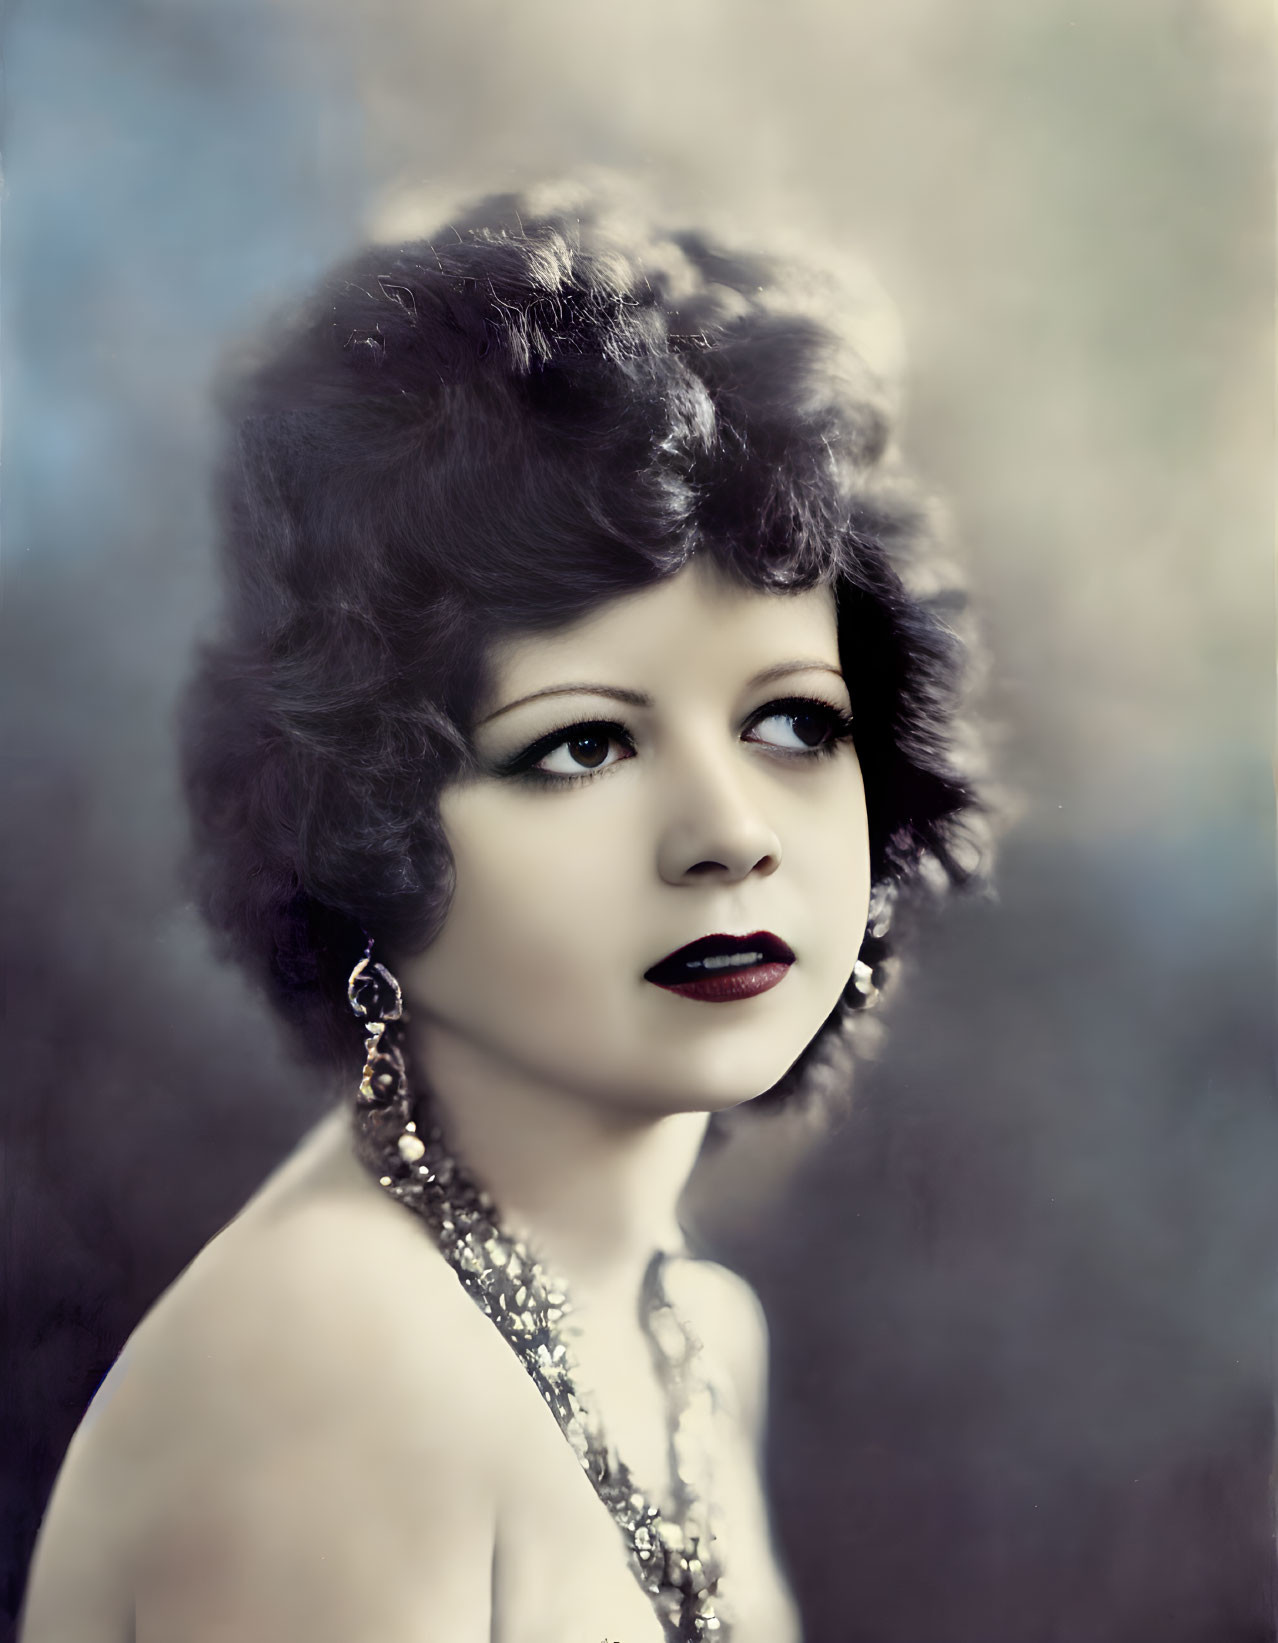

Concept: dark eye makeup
[[489, 696, 856, 789]]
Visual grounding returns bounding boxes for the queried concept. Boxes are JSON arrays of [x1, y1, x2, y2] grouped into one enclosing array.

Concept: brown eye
[[564, 735, 609, 769], [789, 711, 832, 748], [532, 727, 632, 778], [744, 697, 855, 758]]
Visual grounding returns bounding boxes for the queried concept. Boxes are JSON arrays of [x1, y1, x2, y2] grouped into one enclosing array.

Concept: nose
[[654, 735, 783, 886]]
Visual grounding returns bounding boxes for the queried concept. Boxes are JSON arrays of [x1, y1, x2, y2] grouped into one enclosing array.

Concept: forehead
[[481, 558, 841, 701]]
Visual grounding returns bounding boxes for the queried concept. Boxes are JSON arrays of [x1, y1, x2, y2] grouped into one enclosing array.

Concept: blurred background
[[2, 0, 1273, 1638]]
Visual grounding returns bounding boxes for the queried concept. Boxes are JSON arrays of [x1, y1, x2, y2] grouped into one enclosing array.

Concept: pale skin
[[21, 554, 871, 1643]]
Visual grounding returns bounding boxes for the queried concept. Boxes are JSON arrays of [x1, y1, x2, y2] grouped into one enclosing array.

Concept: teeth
[[688, 951, 764, 971]]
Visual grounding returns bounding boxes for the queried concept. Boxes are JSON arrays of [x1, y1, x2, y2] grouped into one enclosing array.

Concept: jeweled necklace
[[346, 946, 730, 1642]]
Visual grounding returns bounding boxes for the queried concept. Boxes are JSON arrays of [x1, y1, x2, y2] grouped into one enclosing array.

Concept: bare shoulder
[[663, 1256, 771, 1441], [21, 1109, 503, 1643], [111, 1105, 507, 1458]]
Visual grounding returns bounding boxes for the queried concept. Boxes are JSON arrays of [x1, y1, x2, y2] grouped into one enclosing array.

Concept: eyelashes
[[492, 697, 857, 789], [491, 720, 633, 786]]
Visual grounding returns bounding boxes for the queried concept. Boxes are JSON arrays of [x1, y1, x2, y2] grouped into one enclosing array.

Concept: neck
[[407, 1020, 710, 1319]]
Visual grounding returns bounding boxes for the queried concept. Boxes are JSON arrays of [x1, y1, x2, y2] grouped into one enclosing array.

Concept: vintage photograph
[[4, 3, 1273, 1640]]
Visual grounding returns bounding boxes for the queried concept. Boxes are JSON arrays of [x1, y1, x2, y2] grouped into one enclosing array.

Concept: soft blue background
[[3, 2, 1273, 1639]]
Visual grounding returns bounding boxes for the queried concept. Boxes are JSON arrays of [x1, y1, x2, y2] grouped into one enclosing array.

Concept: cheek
[[431, 793, 635, 1003], [799, 821, 871, 1014], [797, 768, 871, 924]]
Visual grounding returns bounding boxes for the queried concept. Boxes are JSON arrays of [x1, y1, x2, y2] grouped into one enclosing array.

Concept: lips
[[644, 930, 795, 989]]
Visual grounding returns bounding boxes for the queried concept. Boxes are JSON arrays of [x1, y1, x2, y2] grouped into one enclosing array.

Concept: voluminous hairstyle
[[181, 181, 987, 1117]]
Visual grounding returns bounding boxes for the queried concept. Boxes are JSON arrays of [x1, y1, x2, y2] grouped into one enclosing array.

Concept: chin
[[651, 1084, 764, 1119], [618, 1043, 807, 1117]]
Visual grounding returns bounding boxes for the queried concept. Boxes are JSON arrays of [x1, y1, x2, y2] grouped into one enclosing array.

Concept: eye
[[744, 697, 855, 757], [534, 726, 632, 778], [495, 719, 637, 785]]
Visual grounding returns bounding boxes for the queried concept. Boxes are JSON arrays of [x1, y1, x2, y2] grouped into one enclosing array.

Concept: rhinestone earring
[[866, 881, 895, 940], [347, 938, 413, 1135], [852, 883, 895, 1006]]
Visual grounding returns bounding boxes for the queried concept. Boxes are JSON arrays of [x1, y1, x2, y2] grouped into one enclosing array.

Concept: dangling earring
[[866, 881, 895, 940], [347, 937, 416, 1143], [852, 882, 895, 1006]]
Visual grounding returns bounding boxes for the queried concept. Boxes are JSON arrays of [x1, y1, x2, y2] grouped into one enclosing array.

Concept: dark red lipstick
[[644, 930, 795, 1003]]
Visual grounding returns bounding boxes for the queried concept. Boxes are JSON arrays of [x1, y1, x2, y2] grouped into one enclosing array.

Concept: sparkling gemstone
[[357, 1099, 724, 1640]]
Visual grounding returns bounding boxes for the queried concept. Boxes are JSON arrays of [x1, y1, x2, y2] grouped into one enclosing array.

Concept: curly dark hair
[[180, 181, 988, 1117]]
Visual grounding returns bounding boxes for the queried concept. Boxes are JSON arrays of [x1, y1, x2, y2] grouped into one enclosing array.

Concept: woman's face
[[401, 555, 871, 1117]]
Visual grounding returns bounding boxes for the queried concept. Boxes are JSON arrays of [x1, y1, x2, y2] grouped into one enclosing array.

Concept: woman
[[20, 182, 983, 1643]]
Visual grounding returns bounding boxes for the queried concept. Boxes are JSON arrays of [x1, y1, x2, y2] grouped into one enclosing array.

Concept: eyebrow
[[475, 660, 847, 727]]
